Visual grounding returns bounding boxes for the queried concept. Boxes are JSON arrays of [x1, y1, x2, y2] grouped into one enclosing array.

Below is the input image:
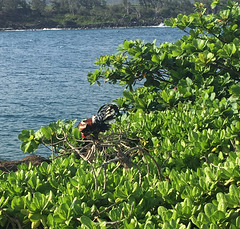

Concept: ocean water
[[0, 26, 185, 160]]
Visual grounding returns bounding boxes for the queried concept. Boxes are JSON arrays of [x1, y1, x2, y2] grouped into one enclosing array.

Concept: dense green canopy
[[0, 0, 194, 29]]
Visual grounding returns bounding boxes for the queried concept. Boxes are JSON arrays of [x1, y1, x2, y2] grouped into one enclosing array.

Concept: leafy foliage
[[1, 1, 240, 228], [18, 120, 80, 154], [88, 0, 240, 107], [0, 0, 195, 29]]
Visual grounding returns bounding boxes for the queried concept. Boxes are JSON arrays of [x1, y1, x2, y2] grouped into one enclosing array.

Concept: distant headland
[[0, 0, 195, 31]]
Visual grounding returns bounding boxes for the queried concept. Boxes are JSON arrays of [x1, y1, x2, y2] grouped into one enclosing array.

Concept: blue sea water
[[0, 26, 185, 160]]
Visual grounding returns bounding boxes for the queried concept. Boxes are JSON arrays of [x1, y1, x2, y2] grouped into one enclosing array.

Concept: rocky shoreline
[[0, 21, 164, 31], [0, 155, 51, 172]]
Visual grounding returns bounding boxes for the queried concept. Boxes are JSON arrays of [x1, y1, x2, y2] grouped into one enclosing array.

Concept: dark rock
[[0, 155, 51, 172]]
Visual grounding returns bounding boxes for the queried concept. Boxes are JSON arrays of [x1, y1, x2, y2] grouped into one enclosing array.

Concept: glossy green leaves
[[18, 120, 79, 154], [89, 1, 240, 109]]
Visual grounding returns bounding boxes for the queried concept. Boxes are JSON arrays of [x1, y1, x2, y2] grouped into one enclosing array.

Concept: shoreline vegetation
[[0, 21, 166, 31], [0, 0, 196, 31]]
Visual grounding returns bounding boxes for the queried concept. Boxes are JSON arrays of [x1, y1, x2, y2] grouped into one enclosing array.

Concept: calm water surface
[[0, 27, 184, 160]]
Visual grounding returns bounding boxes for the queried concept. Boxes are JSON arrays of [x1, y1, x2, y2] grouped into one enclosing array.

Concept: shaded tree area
[[0, 0, 207, 29], [0, 0, 55, 29]]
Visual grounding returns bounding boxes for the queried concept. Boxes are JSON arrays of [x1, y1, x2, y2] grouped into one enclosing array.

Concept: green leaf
[[204, 203, 217, 218], [236, 216, 240, 228], [223, 43, 236, 57], [31, 221, 41, 229], [29, 213, 43, 222], [28, 175, 41, 190], [0, 196, 8, 208], [123, 90, 133, 100], [35, 130, 43, 139], [152, 54, 160, 63], [211, 0, 220, 8], [109, 208, 122, 221], [230, 83, 240, 96], [216, 193, 227, 212], [41, 126, 52, 139], [18, 129, 35, 142], [162, 90, 169, 103], [115, 187, 128, 200], [186, 77, 192, 86], [58, 203, 70, 220], [32, 192, 47, 211], [229, 184, 239, 197], [11, 196, 24, 210], [123, 218, 137, 229], [73, 127, 81, 139], [20, 141, 32, 153], [192, 39, 206, 50], [47, 214, 54, 227], [211, 210, 225, 222], [80, 215, 94, 229]]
